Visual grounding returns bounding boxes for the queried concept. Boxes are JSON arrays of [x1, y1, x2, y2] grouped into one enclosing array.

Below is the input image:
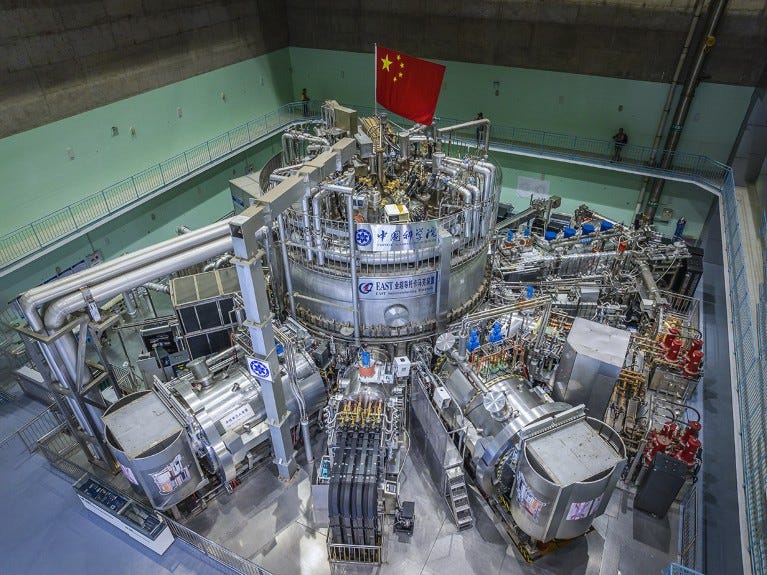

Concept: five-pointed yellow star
[[381, 54, 392, 71]]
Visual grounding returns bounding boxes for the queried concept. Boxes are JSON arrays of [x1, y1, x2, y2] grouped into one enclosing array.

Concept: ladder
[[445, 466, 474, 530]]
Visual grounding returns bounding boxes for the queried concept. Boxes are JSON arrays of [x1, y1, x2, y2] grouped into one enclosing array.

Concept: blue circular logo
[[355, 229, 372, 246], [358, 282, 374, 295], [249, 360, 270, 378]]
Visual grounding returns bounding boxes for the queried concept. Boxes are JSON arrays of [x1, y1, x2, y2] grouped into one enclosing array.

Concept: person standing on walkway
[[475, 112, 485, 148], [301, 88, 310, 117], [612, 127, 628, 161]]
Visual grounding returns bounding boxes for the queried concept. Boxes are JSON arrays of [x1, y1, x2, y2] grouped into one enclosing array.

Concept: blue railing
[[0, 101, 323, 275], [664, 563, 705, 575], [721, 170, 766, 574]]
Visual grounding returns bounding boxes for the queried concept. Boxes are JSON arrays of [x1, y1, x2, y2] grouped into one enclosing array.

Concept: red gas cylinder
[[682, 420, 702, 442], [684, 350, 704, 377], [662, 328, 680, 349], [678, 437, 701, 465], [645, 434, 671, 464], [689, 338, 704, 352], [665, 337, 683, 361], [618, 241, 628, 253]]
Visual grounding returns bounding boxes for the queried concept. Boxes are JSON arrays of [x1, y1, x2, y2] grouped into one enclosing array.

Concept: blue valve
[[466, 329, 480, 353], [489, 321, 503, 343], [524, 226, 531, 237], [361, 350, 371, 367], [526, 285, 535, 299], [506, 230, 514, 242]]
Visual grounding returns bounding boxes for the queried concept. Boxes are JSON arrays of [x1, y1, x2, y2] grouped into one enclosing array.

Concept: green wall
[[1, 138, 281, 308], [0, 49, 293, 232], [289, 47, 752, 163]]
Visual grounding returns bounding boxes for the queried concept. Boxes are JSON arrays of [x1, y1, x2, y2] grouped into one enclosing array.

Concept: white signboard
[[247, 356, 273, 381], [357, 272, 438, 300], [220, 404, 256, 431], [516, 176, 550, 200], [355, 221, 439, 252]]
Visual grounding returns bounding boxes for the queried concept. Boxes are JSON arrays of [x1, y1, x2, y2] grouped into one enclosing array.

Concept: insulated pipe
[[20, 220, 231, 328], [302, 185, 315, 262], [634, 0, 705, 219], [44, 237, 232, 330], [122, 291, 137, 316], [204, 254, 233, 271], [277, 214, 297, 317], [143, 282, 170, 294], [448, 348, 488, 394], [312, 190, 331, 266], [438, 118, 491, 155], [644, 0, 728, 221], [301, 419, 314, 464], [446, 180, 476, 238], [347, 193, 361, 346]]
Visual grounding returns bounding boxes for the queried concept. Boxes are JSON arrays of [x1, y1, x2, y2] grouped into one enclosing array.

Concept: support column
[[230, 206, 297, 481]]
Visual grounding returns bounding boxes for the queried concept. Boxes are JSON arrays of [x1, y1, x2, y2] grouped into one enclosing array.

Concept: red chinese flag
[[375, 46, 445, 125]]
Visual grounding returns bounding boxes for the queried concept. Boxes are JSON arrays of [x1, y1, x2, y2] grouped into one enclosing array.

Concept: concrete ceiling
[[1, 0, 766, 137]]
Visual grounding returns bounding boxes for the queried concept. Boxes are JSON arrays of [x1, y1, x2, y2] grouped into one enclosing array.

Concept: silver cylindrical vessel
[[103, 391, 205, 511]]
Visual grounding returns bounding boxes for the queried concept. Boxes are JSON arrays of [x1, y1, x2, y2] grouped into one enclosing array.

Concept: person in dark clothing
[[612, 128, 628, 161], [475, 112, 485, 148], [301, 88, 310, 117]]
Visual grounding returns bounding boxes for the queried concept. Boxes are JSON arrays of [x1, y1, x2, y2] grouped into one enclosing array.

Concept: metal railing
[[720, 168, 767, 575], [165, 518, 275, 575], [0, 403, 65, 454], [35, 425, 276, 575], [679, 480, 700, 569], [0, 101, 323, 274], [663, 563, 704, 575]]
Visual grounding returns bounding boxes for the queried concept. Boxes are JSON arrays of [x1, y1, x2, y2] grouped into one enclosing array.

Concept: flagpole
[[373, 43, 377, 117]]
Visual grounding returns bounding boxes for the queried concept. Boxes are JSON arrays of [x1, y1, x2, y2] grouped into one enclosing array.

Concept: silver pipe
[[20, 220, 231, 328], [277, 214, 297, 317], [446, 180, 475, 238], [448, 349, 488, 394], [44, 237, 231, 329], [438, 118, 491, 155], [301, 419, 314, 464], [121, 291, 137, 316], [204, 254, 233, 272], [644, 0, 728, 221], [143, 281, 170, 294], [635, 0, 705, 219], [302, 185, 315, 262], [312, 189, 331, 266], [347, 193, 361, 346]]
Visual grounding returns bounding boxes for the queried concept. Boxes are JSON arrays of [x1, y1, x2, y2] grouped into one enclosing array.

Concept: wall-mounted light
[[130, 127, 136, 137], [66, 147, 74, 160], [111, 126, 119, 136], [220, 92, 226, 101], [493, 81, 500, 97], [177, 107, 183, 118]]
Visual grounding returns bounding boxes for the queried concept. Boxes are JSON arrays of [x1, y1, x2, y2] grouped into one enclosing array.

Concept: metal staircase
[[445, 465, 474, 530]]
